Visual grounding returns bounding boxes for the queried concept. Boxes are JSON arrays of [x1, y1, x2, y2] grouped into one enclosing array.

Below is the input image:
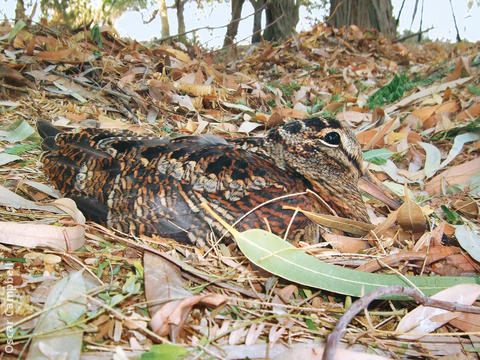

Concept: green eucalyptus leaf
[[3, 119, 35, 143], [140, 344, 188, 360], [235, 229, 480, 299], [363, 149, 393, 165]]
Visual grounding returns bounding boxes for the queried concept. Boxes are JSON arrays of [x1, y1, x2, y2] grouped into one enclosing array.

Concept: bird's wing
[[38, 123, 315, 244]]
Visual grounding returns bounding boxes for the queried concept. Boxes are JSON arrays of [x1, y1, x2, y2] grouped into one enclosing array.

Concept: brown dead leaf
[[323, 233, 369, 253], [453, 199, 479, 219], [283, 206, 374, 236], [36, 48, 79, 62], [449, 313, 480, 332], [357, 246, 461, 273], [144, 252, 191, 314], [336, 111, 370, 124], [324, 101, 342, 113], [372, 209, 398, 237], [64, 112, 88, 123], [397, 184, 426, 233], [407, 131, 422, 144], [0, 64, 31, 87], [411, 105, 438, 122], [357, 128, 383, 146], [436, 100, 459, 115], [165, 47, 191, 63], [174, 82, 214, 96], [445, 57, 471, 82], [272, 107, 307, 119], [263, 112, 286, 127], [97, 115, 130, 129], [457, 103, 480, 121], [255, 112, 269, 123], [364, 118, 397, 150], [425, 158, 480, 194]]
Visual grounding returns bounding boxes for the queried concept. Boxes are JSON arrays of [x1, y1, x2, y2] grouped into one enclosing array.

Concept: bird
[[37, 117, 369, 247]]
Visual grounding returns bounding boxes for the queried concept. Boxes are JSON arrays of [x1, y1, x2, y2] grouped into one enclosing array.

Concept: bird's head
[[266, 117, 364, 186]]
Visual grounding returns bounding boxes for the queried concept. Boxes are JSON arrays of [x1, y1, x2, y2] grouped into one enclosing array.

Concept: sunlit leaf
[[2, 119, 35, 143], [418, 141, 441, 178], [396, 284, 480, 340], [440, 132, 480, 169], [0, 152, 22, 166], [455, 225, 480, 262]]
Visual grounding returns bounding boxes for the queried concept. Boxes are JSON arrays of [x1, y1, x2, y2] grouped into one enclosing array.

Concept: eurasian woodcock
[[37, 117, 369, 247]]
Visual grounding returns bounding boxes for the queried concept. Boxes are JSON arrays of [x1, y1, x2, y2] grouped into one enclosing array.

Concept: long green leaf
[[236, 229, 480, 299]]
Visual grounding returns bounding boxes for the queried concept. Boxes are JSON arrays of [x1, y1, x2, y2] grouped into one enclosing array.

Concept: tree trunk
[[328, 0, 396, 39], [223, 0, 245, 47], [158, 0, 170, 38], [175, 0, 186, 43], [263, 0, 299, 42], [250, 0, 266, 43], [15, 0, 26, 22]]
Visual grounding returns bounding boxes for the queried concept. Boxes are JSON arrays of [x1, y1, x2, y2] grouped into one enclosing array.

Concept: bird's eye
[[322, 132, 341, 147]]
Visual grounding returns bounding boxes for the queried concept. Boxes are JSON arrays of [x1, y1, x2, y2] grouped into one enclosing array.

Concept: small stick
[[323, 285, 480, 360]]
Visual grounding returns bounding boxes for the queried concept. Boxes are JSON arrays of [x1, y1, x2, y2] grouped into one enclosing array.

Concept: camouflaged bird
[[37, 117, 369, 247]]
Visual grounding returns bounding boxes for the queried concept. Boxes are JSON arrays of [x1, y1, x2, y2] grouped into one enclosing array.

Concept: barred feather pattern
[[38, 117, 369, 247]]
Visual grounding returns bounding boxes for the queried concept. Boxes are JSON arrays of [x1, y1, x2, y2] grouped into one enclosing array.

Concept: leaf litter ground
[[0, 22, 479, 359]]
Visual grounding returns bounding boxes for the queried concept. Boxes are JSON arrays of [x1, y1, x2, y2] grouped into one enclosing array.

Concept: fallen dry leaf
[[323, 233, 369, 253], [425, 158, 480, 194], [397, 184, 427, 233], [396, 284, 480, 340], [150, 293, 226, 337]]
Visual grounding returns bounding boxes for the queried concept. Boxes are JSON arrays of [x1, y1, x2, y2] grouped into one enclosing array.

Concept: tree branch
[[157, 2, 267, 44], [323, 285, 480, 360]]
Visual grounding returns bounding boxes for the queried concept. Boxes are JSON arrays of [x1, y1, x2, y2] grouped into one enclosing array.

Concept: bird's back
[[38, 120, 318, 246]]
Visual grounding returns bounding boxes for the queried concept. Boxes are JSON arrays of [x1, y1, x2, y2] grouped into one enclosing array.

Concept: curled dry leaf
[[397, 184, 426, 233], [396, 284, 480, 340], [150, 293, 227, 336], [372, 209, 398, 237], [0, 196, 85, 251], [174, 81, 214, 96], [144, 252, 227, 338], [283, 206, 374, 236]]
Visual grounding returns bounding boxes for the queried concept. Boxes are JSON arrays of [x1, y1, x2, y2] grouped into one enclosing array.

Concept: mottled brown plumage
[[37, 117, 369, 247]]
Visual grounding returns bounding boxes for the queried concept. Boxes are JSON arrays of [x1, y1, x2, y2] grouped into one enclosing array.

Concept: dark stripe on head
[[302, 117, 342, 132], [283, 121, 302, 134]]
